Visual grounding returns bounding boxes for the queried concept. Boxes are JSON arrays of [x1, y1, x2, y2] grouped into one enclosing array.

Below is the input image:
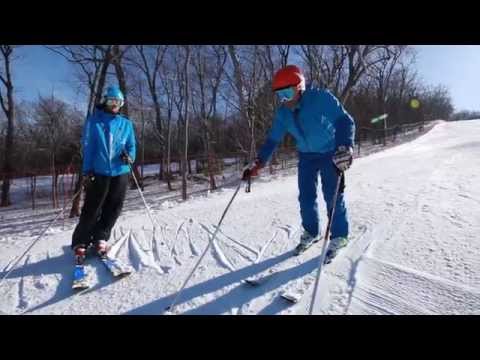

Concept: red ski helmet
[[272, 65, 306, 92]]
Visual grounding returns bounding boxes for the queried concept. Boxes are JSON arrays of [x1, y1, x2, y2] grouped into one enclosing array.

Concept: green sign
[[371, 113, 388, 124]]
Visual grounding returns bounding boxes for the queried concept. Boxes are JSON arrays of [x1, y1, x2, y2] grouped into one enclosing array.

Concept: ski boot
[[324, 236, 349, 264], [93, 240, 109, 259], [72, 245, 89, 289], [294, 230, 321, 256], [73, 244, 87, 265]]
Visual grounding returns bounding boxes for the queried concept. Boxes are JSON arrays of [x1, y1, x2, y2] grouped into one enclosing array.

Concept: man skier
[[72, 86, 136, 264], [242, 65, 355, 261]]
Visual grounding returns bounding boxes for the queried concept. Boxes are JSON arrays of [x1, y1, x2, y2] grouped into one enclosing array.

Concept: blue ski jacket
[[258, 86, 355, 164], [81, 106, 136, 176]]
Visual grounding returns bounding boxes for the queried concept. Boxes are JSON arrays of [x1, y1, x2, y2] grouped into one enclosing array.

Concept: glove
[[242, 159, 263, 181], [83, 172, 95, 187], [120, 152, 134, 165], [333, 146, 353, 172]]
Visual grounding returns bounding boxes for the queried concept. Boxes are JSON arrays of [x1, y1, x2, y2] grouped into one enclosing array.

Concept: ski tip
[[243, 279, 260, 286], [280, 293, 301, 304], [163, 306, 177, 315], [293, 248, 305, 256], [72, 284, 90, 291]]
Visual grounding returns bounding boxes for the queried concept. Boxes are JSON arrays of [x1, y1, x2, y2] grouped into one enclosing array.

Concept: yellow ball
[[410, 99, 420, 109]]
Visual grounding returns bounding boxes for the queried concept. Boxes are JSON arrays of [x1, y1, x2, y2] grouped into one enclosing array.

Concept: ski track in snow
[[198, 222, 257, 263], [347, 256, 480, 314], [211, 238, 236, 272], [187, 226, 200, 257], [128, 231, 164, 275]]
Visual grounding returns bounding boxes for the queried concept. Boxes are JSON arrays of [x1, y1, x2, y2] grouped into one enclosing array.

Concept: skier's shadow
[[1, 246, 72, 314], [124, 250, 318, 315], [0, 246, 115, 314], [183, 256, 319, 315]]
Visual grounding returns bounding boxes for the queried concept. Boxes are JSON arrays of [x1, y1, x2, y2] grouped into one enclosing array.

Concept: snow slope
[[0, 120, 479, 315]]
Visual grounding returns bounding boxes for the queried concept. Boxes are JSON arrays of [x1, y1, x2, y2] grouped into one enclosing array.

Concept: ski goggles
[[105, 98, 124, 107], [275, 87, 296, 102]]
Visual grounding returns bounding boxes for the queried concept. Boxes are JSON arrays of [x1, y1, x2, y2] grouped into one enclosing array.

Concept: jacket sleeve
[[125, 120, 137, 162], [81, 118, 95, 175], [324, 91, 356, 148], [257, 110, 288, 165]]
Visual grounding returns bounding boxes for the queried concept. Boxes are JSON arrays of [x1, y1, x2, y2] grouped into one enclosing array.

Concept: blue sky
[[413, 45, 480, 112], [14, 46, 78, 105], [8, 45, 480, 113]]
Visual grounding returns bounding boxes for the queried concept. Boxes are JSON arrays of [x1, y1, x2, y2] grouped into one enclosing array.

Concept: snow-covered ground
[[0, 120, 479, 315]]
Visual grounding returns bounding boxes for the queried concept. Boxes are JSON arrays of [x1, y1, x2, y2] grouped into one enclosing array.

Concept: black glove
[[83, 172, 95, 187], [242, 159, 263, 181], [120, 152, 133, 165], [332, 146, 353, 172]]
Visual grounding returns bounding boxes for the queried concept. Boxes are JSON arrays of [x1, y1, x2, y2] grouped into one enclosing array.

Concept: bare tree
[[277, 45, 291, 68], [46, 45, 114, 216], [181, 46, 191, 200], [338, 45, 395, 102], [298, 45, 396, 102], [46, 46, 107, 117], [111, 45, 132, 115], [126, 45, 169, 179], [190, 45, 227, 190], [369, 46, 407, 113], [35, 95, 73, 207], [159, 60, 176, 191], [0, 45, 17, 207], [227, 45, 252, 156], [226, 45, 272, 160]]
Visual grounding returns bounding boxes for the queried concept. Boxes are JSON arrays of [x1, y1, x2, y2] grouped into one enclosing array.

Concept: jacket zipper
[[292, 107, 312, 152]]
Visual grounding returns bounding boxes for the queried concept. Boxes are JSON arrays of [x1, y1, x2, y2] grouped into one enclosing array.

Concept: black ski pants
[[71, 173, 129, 249]]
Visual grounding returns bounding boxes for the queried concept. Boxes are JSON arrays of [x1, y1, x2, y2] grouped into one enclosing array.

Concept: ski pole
[[0, 186, 84, 290], [308, 171, 344, 315], [166, 179, 244, 313], [126, 161, 162, 230], [125, 160, 172, 256]]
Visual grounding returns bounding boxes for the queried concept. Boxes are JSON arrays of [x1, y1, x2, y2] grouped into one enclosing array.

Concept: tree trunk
[[112, 45, 129, 116], [227, 45, 253, 158], [93, 47, 111, 105], [166, 117, 173, 191], [159, 153, 165, 181], [204, 130, 216, 190], [0, 48, 15, 207], [30, 174, 36, 210], [69, 172, 82, 218], [152, 91, 165, 181], [181, 46, 190, 201], [51, 152, 58, 208]]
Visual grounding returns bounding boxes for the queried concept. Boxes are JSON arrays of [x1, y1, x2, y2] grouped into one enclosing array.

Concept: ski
[[72, 265, 90, 290], [242, 249, 297, 287], [293, 238, 321, 256], [243, 240, 318, 287], [279, 248, 358, 304], [280, 274, 318, 304], [100, 256, 133, 277], [243, 268, 277, 286], [280, 289, 306, 304], [281, 226, 368, 306]]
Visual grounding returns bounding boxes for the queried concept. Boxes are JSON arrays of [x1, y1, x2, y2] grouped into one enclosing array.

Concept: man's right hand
[[121, 152, 134, 165], [242, 159, 263, 181], [82, 172, 95, 187]]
